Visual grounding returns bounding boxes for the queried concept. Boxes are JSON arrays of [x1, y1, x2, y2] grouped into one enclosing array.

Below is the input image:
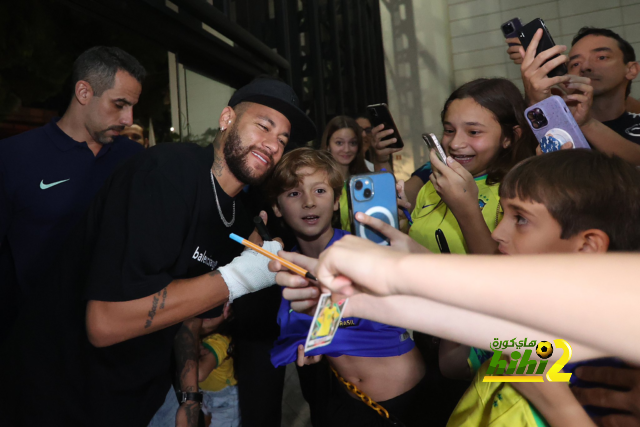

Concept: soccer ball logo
[[536, 341, 554, 359]]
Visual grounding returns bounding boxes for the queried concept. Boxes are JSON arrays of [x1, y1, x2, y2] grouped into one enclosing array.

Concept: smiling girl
[[320, 116, 371, 231], [409, 78, 537, 256]]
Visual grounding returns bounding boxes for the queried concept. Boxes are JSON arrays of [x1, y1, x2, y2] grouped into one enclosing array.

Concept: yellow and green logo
[[482, 338, 573, 383]]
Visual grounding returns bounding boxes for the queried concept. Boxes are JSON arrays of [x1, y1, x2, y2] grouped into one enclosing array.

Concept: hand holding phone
[[367, 104, 404, 150], [518, 18, 567, 78], [519, 27, 573, 105], [347, 172, 399, 245], [525, 95, 590, 153], [422, 133, 447, 166]]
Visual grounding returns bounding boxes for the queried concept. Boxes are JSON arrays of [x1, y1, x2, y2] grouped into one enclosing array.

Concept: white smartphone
[[422, 133, 447, 165]]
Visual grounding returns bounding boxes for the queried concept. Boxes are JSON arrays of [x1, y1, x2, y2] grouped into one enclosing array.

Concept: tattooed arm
[[86, 213, 271, 348], [86, 270, 228, 348], [175, 318, 202, 427]]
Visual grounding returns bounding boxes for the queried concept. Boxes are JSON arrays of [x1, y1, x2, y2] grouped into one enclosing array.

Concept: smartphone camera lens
[[502, 23, 514, 36], [363, 188, 372, 198], [355, 180, 364, 190]]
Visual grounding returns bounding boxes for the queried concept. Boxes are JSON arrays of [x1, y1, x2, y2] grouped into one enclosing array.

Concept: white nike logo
[[40, 179, 70, 190]]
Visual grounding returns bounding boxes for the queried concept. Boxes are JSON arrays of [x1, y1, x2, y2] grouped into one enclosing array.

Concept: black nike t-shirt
[[603, 111, 640, 145], [0, 143, 254, 427]]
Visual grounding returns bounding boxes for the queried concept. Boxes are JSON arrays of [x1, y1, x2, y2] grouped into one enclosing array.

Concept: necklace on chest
[[210, 170, 235, 227]]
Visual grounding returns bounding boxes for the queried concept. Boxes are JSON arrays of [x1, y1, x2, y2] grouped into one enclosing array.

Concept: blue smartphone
[[347, 172, 399, 245]]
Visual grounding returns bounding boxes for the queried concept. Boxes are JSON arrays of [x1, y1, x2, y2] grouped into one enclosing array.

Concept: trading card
[[304, 293, 348, 352]]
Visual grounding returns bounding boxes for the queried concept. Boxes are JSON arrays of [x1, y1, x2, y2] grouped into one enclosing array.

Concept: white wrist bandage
[[219, 240, 282, 302]]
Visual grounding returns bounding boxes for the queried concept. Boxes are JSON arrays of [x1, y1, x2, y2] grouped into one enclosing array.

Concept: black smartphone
[[366, 103, 404, 149], [518, 18, 567, 78], [501, 17, 523, 40]]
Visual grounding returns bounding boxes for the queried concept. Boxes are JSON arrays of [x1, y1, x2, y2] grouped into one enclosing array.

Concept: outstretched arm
[[87, 236, 281, 348], [86, 271, 228, 348], [313, 236, 640, 363]]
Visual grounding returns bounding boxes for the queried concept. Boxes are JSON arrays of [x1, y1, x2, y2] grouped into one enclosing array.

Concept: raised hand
[[371, 123, 402, 163], [429, 150, 478, 215], [354, 212, 428, 254]]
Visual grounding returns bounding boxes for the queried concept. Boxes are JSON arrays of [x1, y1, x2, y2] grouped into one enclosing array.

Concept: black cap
[[228, 77, 317, 144]]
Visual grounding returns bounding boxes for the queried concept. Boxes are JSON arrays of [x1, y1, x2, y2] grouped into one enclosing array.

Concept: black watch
[[176, 390, 203, 404]]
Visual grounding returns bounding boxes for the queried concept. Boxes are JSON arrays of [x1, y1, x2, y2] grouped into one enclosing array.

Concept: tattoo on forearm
[[175, 322, 198, 391], [208, 269, 221, 278], [160, 287, 168, 309], [182, 401, 200, 427], [144, 288, 168, 329]]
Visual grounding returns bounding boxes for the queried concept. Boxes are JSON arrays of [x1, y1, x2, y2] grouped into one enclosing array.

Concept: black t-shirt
[[603, 112, 640, 145], [0, 143, 253, 427]]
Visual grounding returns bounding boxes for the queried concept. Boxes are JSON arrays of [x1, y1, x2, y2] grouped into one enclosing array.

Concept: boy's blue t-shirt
[[270, 228, 415, 367]]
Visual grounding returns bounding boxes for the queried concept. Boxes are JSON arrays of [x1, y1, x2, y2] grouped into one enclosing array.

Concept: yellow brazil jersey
[[447, 360, 549, 427], [199, 334, 237, 392], [409, 175, 502, 254], [339, 182, 350, 232], [317, 306, 340, 336]]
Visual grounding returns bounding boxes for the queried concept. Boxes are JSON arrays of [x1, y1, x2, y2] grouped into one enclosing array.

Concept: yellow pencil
[[229, 233, 318, 281]]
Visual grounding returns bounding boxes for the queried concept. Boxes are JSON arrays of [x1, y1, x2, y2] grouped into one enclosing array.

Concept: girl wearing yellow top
[[409, 78, 537, 257], [408, 78, 537, 384], [319, 116, 371, 231]]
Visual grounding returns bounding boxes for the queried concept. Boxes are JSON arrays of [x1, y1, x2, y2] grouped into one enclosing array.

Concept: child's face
[[442, 98, 508, 177], [328, 128, 358, 167], [273, 167, 339, 238], [493, 197, 585, 255]]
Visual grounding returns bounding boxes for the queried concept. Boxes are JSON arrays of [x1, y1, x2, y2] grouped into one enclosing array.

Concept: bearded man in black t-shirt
[[0, 77, 316, 427]]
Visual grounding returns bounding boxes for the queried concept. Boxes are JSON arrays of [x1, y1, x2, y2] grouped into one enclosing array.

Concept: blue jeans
[[148, 385, 241, 427], [202, 386, 241, 427], [147, 386, 179, 427]]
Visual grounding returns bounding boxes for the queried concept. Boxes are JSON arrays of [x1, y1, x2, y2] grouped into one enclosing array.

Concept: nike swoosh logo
[[40, 179, 70, 190], [422, 204, 435, 209]]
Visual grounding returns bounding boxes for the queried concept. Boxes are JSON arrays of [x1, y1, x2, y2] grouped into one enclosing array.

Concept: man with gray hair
[[0, 46, 145, 341]]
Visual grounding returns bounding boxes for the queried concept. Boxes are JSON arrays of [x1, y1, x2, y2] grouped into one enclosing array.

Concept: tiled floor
[[281, 364, 312, 427]]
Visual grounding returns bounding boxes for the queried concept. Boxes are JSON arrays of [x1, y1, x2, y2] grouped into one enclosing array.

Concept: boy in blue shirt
[[267, 148, 427, 427]]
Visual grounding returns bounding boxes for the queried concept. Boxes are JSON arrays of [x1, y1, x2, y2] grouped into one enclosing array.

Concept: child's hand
[[536, 141, 573, 156], [270, 251, 321, 315], [429, 151, 479, 214], [316, 235, 406, 297], [354, 212, 428, 254], [296, 344, 323, 367]]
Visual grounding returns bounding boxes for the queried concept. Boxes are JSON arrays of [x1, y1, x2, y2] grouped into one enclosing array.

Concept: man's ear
[[219, 106, 237, 131], [76, 80, 93, 106], [272, 202, 283, 218], [577, 229, 610, 253], [626, 61, 640, 82]]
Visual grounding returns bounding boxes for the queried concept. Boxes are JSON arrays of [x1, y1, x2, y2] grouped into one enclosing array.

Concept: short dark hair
[[500, 150, 640, 251], [71, 46, 146, 97], [572, 27, 636, 97]]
